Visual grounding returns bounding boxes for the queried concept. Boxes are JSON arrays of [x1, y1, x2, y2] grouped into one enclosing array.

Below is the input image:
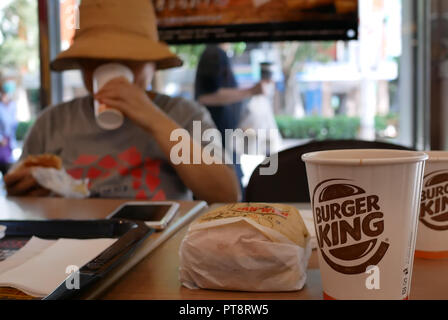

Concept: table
[[0, 197, 207, 299], [1, 199, 448, 300], [100, 203, 448, 300]]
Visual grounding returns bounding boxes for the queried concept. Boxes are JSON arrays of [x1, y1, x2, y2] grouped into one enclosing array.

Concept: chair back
[[245, 140, 415, 203]]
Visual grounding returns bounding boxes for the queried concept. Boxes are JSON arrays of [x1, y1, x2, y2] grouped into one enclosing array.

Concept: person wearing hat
[[4, 0, 240, 203]]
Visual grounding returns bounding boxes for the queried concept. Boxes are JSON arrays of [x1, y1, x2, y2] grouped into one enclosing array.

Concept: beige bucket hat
[[51, 0, 183, 71]]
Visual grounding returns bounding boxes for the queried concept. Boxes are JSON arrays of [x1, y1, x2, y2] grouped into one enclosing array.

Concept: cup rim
[[302, 149, 428, 166], [424, 151, 448, 162], [97, 109, 124, 130]]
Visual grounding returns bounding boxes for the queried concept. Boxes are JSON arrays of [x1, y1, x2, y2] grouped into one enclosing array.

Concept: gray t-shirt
[[21, 93, 219, 200]]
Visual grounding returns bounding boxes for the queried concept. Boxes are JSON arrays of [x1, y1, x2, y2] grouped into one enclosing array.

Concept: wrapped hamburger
[[179, 203, 312, 292], [10, 154, 90, 198]]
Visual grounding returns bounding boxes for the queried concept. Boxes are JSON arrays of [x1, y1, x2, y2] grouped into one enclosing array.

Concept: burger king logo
[[420, 170, 448, 231], [312, 179, 390, 275]]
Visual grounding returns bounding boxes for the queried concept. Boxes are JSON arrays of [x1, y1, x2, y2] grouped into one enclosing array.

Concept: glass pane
[[156, 0, 412, 184], [59, 0, 87, 101], [0, 0, 40, 168], [431, 0, 448, 150], [161, 0, 407, 143]]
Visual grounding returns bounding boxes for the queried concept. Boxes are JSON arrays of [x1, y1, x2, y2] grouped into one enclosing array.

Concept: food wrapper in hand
[[179, 203, 312, 292], [31, 168, 90, 199]]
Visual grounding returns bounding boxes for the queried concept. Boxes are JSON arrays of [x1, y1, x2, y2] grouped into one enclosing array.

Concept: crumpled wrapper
[[179, 203, 312, 292], [31, 168, 90, 199]]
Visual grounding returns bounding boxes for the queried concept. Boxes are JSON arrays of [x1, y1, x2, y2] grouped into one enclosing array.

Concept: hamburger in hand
[[4, 154, 62, 197]]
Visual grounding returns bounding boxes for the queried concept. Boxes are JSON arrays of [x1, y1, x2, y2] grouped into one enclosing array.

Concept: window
[[59, 0, 87, 102], [44, 0, 428, 156], [160, 1, 412, 149], [0, 0, 40, 162], [154, 0, 421, 184]]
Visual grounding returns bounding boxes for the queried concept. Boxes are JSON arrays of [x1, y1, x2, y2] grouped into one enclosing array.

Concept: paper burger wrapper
[[179, 203, 312, 292], [303, 149, 427, 300]]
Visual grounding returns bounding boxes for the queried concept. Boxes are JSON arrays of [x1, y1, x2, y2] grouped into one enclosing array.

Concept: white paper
[[179, 217, 312, 292], [31, 167, 90, 199], [0, 237, 116, 297], [0, 237, 55, 275]]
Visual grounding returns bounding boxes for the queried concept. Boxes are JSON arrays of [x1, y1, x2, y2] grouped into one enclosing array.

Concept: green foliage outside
[[170, 44, 206, 69], [275, 114, 399, 140], [27, 87, 39, 105], [291, 41, 335, 69], [374, 113, 399, 132], [275, 115, 361, 140], [0, 0, 38, 70], [16, 120, 33, 141]]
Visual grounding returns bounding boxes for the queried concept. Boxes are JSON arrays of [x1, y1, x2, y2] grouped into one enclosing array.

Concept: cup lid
[[302, 149, 428, 166]]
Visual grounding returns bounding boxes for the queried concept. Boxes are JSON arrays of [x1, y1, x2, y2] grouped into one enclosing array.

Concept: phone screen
[[111, 204, 173, 222]]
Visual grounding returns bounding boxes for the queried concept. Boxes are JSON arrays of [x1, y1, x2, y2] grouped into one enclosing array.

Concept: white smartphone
[[107, 201, 180, 230]]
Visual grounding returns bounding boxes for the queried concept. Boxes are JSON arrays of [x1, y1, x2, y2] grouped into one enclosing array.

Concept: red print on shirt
[[66, 168, 84, 180], [87, 167, 103, 180], [118, 146, 142, 167], [74, 155, 99, 166], [98, 155, 118, 169], [145, 173, 160, 192], [67, 146, 164, 200]]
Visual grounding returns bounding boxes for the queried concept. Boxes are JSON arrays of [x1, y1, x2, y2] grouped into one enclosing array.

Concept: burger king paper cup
[[93, 63, 134, 130], [415, 151, 448, 259], [302, 149, 428, 300]]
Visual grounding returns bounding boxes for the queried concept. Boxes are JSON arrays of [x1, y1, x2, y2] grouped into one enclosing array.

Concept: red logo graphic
[[66, 146, 165, 200]]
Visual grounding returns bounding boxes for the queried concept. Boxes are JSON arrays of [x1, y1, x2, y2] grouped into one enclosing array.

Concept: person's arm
[[96, 78, 241, 203], [4, 116, 51, 197], [195, 46, 266, 107], [198, 83, 263, 107]]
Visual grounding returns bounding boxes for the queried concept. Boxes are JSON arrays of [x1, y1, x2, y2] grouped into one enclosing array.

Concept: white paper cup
[[302, 149, 428, 300], [415, 151, 448, 259], [93, 63, 134, 130]]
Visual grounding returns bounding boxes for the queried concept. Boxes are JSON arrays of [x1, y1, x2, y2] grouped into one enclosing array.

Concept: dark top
[[194, 45, 243, 139]]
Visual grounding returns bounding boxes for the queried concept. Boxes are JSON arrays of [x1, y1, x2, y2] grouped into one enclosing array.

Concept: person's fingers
[[27, 187, 51, 197], [95, 90, 125, 102], [97, 98, 127, 112], [98, 82, 128, 93], [95, 85, 130, 102], [4, 167, 30, 187], [6, 174, 39, 196], [252, 83, 262, 95]]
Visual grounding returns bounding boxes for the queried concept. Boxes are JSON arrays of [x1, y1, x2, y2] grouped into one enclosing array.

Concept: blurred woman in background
[[0, 76, 18, 175]]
